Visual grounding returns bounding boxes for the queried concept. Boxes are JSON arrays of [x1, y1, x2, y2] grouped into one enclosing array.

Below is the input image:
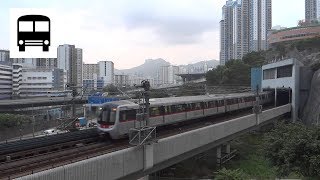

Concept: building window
[[277, 65, 293, 78], [263, 68, 276, 80]]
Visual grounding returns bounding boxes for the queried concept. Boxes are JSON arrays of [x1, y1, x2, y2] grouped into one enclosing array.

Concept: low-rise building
[[268, 24, 320, 46], [262, 58, 304, 122], [0, 64, 12, 99], [114, 74, 129, 87], [18, 67, 67, 97], [0, 49, 10, 63]]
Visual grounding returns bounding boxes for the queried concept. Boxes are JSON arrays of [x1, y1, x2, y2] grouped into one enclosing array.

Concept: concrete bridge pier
[[216, 146, 222, 165], [225, 144, 230, 154], [137, 144, 154, 180], [216, 143, 232, 165], [144, 144, 154, 170]]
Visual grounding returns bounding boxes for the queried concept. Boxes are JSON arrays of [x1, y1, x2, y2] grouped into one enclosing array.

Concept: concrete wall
[[16, 105, 291, 180]]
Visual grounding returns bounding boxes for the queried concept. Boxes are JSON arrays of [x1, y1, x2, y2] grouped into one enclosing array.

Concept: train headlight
[[44, 40, 49, 45], [19, 40, 24, 45]]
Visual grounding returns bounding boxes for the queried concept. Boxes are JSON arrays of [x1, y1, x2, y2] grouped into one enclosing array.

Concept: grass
[[224, 133, 277, 179]]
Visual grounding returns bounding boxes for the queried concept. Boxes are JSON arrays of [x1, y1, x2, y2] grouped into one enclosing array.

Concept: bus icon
[[17, 15, 50, 52]]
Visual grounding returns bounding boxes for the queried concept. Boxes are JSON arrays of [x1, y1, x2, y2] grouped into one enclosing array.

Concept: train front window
[[97, 107, 116, 125]]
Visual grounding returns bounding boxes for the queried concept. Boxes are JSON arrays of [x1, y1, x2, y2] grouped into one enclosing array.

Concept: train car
[[96, 92, 272, 139]]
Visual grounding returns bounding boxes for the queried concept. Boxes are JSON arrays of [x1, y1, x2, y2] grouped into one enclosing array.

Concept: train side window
[[159, 106, 165, 115], [165, 106, 172, 114], [219, 100, 225, 107], [185, 103, 192, 111], [226, 99, 232, 105], [171, 105, 176, 113], [150, 107, 160, 117], [208, 101, 214, 108], [178, 104, 185, 112], [120, 111, 126, 122], [120, 110, 136, 122], [194, 102, 201, 110], [123, 110, 136, 121], [238, 98, 243, 103], [202, 102, 207, 109], [173, 104, 185, 113]]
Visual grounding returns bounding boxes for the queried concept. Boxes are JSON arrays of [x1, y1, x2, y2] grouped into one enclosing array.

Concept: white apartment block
[[160, 65, 179, 85], [98, 61, 114, 85]]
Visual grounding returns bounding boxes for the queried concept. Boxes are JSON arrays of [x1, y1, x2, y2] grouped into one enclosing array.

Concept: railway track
[[0, 128, 99, 162], [0, 104, 276, 179]]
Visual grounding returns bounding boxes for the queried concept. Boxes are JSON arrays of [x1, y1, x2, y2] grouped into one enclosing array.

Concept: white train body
[[96, 92, 272, 139]]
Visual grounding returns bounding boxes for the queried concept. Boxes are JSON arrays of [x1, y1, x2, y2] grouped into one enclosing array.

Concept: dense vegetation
[[0, 114, 31, 128], [216, 121, 320, 179], [264, 122, 320, 177], [206, 51, 266, 86]]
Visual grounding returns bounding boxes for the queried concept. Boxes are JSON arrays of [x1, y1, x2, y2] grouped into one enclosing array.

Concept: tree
[[0, 114, 31, 128], [103, 84, 119, 95], [223, 60, 250, 85], [206, 60, 250, 86], [263, 122, 320, 177], [242, 51, 266, 68], [206, 65, 226, 85]]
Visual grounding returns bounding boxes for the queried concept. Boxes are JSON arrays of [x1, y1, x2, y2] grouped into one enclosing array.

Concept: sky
[[0, 0, 305, 69]]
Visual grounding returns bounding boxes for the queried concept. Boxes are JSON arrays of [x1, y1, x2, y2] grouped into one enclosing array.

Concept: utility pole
[[129, 80, 156, 146], [65, 83, 83, 118]]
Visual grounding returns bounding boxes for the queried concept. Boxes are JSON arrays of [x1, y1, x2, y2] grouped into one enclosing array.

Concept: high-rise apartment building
[[220, 0, 272, 65], [98, 61, 114, 85], [75, 48, 83, 88], [220, 0, 238, 65], [306, 0, 320, 21], [248, 0, 272, 51], [57, 44, 83, 88]]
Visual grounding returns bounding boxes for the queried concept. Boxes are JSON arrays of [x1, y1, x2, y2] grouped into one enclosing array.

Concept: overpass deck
[[16, 104, 291, 180]]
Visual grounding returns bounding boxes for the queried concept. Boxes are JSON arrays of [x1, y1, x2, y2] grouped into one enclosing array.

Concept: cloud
[[118, 0, 221, 45], [123, 12, 218, 44]]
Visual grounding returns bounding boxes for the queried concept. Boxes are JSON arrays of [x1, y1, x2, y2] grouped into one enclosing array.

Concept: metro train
[[96, 92, 272, 139]]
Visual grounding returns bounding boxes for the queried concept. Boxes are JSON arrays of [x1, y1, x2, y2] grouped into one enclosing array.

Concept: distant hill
[[115, 58, 169, 77], [180, 60, 219, 69], [115, 59, 219, 77]]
